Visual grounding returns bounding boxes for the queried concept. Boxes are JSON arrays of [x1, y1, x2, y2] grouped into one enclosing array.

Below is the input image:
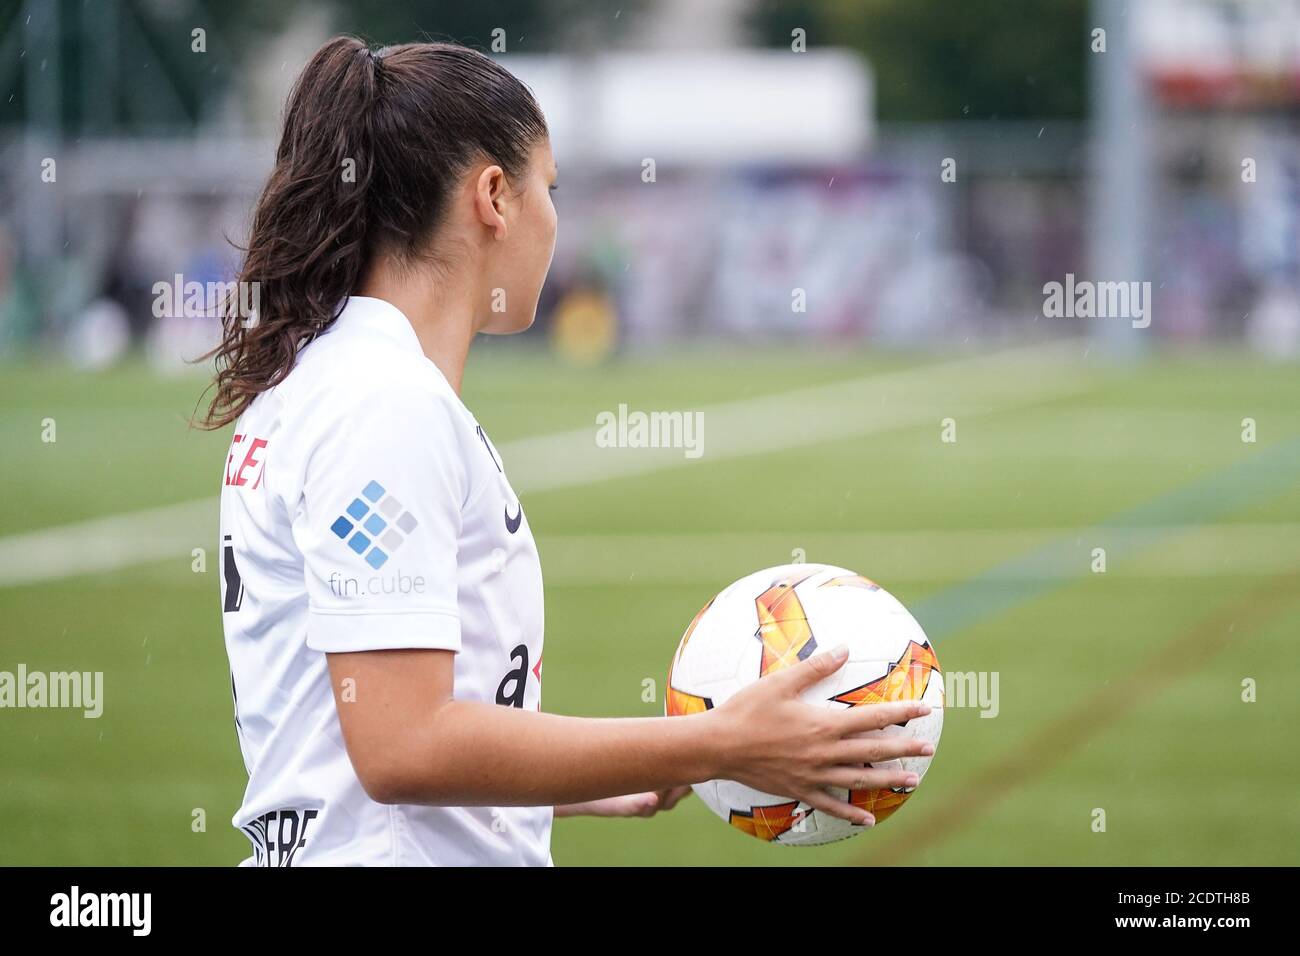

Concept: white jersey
[[219, 295, 551, 866]]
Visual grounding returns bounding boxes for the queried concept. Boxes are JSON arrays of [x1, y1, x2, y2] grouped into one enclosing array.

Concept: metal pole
[[1088, 0, 1151, 358]]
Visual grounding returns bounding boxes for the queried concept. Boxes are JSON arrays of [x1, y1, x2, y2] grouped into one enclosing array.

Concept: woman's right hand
[[711, 644, 934, 827]]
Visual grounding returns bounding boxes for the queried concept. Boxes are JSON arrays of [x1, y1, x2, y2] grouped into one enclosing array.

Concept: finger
[[798, 787, 874, 827], [816, 765, 920, 792], [635, 792, 661, 816], [657, 786, 692, 811], [831, 735, 936, 765], [835, 699, 932, 733], [773, 644, 850, 694]]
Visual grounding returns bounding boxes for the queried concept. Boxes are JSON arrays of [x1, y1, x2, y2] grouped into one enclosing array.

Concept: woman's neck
[[357, 258, 479, 395]]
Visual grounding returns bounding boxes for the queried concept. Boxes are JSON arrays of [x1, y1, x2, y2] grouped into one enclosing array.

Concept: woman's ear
[[473, 164, 509, 240]]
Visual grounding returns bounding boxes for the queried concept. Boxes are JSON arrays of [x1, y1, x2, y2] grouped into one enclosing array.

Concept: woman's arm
[[329, 647, 721, 805], [327, 644, 932, 824]]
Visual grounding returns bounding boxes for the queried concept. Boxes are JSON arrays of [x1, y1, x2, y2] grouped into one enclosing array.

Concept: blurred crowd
[[3, 127, 1298, 370], [3, 0, 1300, 368]]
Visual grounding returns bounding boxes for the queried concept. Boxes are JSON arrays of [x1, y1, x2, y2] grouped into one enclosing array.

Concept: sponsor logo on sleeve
[[328, 479, 417, 570]]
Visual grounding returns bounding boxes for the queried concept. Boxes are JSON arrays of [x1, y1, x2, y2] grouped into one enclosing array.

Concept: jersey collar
[[334, 295, 466, 401], [336, 296, 425, 356]]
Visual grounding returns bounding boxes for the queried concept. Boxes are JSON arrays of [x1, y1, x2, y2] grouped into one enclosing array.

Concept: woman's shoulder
[[258, 337, 472, 497], [290, 327, 454, 411]]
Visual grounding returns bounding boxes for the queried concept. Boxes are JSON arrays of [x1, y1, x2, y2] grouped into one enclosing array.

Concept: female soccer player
[[202, 36, 933, 866]]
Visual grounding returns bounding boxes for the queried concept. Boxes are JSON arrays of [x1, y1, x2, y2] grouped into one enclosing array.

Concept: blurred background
[[1, 0, 1298, 866], [5, 0, 1300, 363]]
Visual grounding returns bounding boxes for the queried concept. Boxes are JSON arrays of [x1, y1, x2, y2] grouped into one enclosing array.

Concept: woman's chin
[[481, 311, 537, 336]]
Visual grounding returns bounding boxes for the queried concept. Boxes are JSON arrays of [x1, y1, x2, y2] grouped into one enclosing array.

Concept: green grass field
[[2, 340, 1298, 866]]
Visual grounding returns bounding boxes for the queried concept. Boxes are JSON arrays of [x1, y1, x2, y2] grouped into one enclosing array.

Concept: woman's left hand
[[555, 786, 693, 818]]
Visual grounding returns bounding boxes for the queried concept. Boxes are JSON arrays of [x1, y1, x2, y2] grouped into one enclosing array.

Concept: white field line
[[0, 498, 217, 589], [0, 340, 1090, 588], [501, 338, 1091, 492]]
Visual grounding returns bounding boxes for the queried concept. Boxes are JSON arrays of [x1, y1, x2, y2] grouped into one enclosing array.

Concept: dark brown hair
[[197, 36, 547, 429]]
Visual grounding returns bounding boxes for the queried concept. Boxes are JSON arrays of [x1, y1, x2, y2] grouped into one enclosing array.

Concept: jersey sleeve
[[295, 382, 468, 654]]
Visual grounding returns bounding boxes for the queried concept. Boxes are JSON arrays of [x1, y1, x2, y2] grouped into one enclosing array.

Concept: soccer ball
[[666, 563, 943, 846]]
